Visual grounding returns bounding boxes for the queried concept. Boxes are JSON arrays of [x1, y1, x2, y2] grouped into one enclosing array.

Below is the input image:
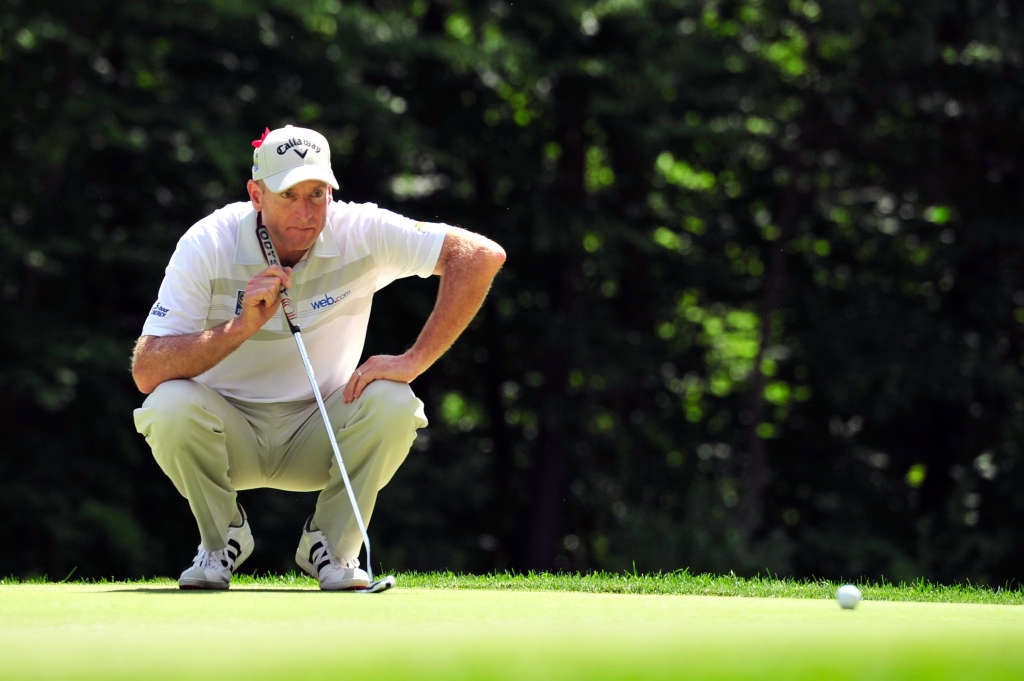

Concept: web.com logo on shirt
[[310, 290, 351, 311]]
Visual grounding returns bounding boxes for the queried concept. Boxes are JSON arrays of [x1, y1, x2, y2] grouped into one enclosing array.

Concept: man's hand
[[239, 264, 293, 333], [340, 226, 505, 403], [343, 354, 423, 403]]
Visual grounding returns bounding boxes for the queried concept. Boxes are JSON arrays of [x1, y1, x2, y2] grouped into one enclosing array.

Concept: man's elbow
[[480, 239, 506, 273], [131, 338, 158, 394], [133, 366, 158, 395]]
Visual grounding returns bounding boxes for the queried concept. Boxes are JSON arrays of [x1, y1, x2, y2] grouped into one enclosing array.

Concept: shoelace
[[333, 556, 360, 570], [191, 545, 231, 572]]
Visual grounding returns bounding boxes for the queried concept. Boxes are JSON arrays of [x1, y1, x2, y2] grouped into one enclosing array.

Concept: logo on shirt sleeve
[[235, 290, 245, 315], [150, 301, 170, 318]]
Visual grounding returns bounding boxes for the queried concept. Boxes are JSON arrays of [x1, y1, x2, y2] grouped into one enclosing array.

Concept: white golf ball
[[836, 584, 862, 609]]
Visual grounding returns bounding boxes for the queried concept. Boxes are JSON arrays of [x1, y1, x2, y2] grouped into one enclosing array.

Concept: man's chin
[[285, 230, 319, 250]]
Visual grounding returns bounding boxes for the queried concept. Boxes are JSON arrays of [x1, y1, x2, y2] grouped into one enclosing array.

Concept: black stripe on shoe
[[309, 542, 323, 565], [317, 559, 331, 573]]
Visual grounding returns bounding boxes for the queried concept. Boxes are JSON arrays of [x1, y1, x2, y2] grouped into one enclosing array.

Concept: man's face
[[247, 179, 331, 263]]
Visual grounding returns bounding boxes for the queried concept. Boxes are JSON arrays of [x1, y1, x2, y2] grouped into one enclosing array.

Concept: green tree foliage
[[1, 0, 1022, 585]]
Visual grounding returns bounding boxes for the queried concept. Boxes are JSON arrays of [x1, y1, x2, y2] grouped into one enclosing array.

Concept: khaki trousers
[[133, 378, 427, 558]]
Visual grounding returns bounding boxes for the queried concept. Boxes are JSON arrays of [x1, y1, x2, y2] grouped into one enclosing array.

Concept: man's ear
[[247, 179, 263, 210]]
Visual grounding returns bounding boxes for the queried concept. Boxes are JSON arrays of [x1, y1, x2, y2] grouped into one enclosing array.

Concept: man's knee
[[359, 380, 427, 431], [134, 380, 225, 467], [140, 380, 210, 428]]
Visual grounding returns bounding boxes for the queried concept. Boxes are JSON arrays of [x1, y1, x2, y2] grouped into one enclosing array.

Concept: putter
[[256, 221, 395, 594]]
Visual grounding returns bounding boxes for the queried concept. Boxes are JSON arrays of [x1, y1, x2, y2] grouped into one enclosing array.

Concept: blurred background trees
[[2, 0, 1023, 585]]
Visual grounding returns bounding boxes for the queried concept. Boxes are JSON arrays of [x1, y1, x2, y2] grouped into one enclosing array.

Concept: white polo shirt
[[142, 200, 447, 402]]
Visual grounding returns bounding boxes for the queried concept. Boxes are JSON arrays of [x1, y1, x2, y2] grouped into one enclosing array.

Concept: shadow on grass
[[111, 588, 344, 594]]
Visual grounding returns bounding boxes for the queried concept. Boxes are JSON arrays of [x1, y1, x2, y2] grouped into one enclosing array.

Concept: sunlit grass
[[2, 578, 1022, 680]]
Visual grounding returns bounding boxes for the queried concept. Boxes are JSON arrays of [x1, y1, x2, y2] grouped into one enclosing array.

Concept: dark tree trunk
[[741, 182, 801, 533]]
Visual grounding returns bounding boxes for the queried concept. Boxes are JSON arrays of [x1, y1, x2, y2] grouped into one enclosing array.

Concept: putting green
[[1, 584, 1021, 680]]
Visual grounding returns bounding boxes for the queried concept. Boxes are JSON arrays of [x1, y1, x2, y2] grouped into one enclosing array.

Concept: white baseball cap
[[251, 125, 340, 192]]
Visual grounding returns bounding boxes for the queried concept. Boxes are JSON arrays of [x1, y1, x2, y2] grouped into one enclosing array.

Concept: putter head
[[355, 575, 396, 594]]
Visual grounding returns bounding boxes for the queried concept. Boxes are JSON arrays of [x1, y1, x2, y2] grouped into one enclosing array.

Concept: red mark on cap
[[252, 128, 271, 148]]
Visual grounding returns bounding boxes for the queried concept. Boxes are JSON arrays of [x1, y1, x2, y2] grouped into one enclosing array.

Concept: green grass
[[5, 569, 1022, 604], [2, 573, 1022, 680]]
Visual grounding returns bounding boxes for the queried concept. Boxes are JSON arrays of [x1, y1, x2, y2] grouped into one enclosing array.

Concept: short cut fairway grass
[[1, 573, 1022, 680], [8, 569, 1022, 603]]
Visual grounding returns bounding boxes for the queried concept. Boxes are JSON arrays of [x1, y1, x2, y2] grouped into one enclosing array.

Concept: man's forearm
[[340, 228, 504, 404], [133, 264, 291, 394], [406, 233, 506, 373], [132, 318, 253, 394]]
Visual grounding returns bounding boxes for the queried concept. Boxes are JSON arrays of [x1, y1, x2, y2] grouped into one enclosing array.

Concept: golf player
[[131, 125, 505, 590]]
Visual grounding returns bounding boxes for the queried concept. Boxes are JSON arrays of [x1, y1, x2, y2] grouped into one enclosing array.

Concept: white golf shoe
[[295, 516, 370, 591], [179, 503, 254, 590]]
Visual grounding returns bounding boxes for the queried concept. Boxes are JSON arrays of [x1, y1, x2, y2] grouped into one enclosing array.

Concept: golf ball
[[836, 584, 862, 609]]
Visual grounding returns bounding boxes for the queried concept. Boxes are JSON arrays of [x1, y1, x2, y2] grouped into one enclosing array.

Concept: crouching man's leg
[[281, 379, 427, 589], [133, 379, 264, 589]]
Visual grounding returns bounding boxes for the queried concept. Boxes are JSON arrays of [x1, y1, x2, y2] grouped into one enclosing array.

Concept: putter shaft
[[292, 330, 375, 583]]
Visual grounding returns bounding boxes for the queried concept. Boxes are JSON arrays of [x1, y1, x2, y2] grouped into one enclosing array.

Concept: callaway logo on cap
[[251, 125, 340, 192]]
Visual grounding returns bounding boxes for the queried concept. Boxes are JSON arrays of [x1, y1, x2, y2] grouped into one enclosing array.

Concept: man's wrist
[[226, 315, 262, 342], [401, 346, 435, 378]]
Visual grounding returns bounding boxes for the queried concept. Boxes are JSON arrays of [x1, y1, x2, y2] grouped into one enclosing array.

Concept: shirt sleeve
[[371, 208, 448, 290], [141, 240, 212, 337]]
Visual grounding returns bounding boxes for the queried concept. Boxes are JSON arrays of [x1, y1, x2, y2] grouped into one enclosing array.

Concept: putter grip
[[255, 224, 301, 334]]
